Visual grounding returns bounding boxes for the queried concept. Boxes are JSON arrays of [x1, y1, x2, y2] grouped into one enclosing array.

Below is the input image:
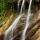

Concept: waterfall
[[18, 0, 25, 13], [4, 14, 23, 40], [20, 0, 25, 13], [21, 0, 32, 40], [4, 0, 25, 40], [4, 0, 33, 40], [18, 0, 22, 11]]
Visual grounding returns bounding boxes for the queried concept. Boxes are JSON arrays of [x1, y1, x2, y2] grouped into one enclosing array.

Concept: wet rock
[[0, 32, 4, 40], [13, 10, 40, 40]]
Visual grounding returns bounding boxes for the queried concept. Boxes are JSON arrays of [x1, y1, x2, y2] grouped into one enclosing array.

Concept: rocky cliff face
[[12, 9, 40, 40], [0, 0, 40, 40], [12, 1, 40, 40]]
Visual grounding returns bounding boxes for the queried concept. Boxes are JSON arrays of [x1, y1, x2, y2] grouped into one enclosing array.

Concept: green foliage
[[0, 0, 13, 16], [0, 0, 16, 22], [0, 0, 10, 23], [0, 0, 16, 13], [0, 0, 6, 19], [0, 0, 6, 12]]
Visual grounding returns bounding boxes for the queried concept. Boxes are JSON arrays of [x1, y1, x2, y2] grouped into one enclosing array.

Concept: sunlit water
[[20, 0, 25, 13], [18, 0, 21, 11], [4, 0, 33, 40], [4, 0, 25, 40], [21, 0, 32, 40], [4, 14, 23, 40], [18, 0, 25, 13]]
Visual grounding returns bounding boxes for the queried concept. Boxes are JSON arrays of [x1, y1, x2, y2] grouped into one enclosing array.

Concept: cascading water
[[21, 0, 32, 40], [4, 0, 25, 40], [4, 14, 23, 40], [4, 0, 33, 40], [20, 0, 25, 13], [18, 0, 21, 11], [18, 0, 25, 13]]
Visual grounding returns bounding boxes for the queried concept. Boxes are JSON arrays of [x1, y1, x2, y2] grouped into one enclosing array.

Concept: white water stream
[[4, 0, 33, 40], [18, 0, 22, 11], [4, 14, 23, 40], [20, 0, 25, 13], [21, 0, 32, 40]]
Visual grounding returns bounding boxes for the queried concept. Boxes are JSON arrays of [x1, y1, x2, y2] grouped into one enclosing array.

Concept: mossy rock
[[0, 10, 15, 32]]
